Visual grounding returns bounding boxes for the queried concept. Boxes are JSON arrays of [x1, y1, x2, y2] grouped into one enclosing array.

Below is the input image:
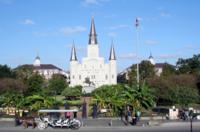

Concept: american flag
[[135, 18, 139, 27]]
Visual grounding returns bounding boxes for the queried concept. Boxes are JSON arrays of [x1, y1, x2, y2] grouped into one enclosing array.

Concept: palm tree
[[92, 85, 124, 116], [121, 82, 155, 111], [23, 95, 54, 111]]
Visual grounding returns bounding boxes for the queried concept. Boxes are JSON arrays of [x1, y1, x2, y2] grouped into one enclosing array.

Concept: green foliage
[[147, 74, 198, 105], [14, 65, 33, 83], [121, 82, 155, 111], [62, 85, 82, 98], [25, 73, 45, 96], [127, 61, 155, 86], [65, 100, 82, 106], [0, 91, 23, 108], [139, 60, 155, 80], [92, 85, 124, 109], [127, 65, 137, 86], [177, 54, 200, 74], [91, 83, 155, 116], [46, 74, 68, 95], [22, 95, 54, 111], [167, 86, 199, 107], [0, 65, 15, 78], [0, 78, 26, 94], [161, 63, 176, 77]]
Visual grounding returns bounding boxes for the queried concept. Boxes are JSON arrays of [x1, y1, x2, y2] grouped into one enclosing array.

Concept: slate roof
[[155, 63, 165, 68], [23, 64, 62, 71]]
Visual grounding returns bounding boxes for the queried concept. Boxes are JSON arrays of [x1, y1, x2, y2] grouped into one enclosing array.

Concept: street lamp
[[135, 18, 140, 87], [189, 110, 194, 132]]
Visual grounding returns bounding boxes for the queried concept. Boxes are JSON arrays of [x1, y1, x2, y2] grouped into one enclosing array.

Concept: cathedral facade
[[69, 18, 117, 90]]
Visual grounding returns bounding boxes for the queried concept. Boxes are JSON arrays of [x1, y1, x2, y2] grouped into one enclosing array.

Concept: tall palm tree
[[121, 82, 155, 111]]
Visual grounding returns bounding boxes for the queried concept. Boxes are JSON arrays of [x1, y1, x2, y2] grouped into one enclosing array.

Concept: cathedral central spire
[[88, 17, 98, 45]]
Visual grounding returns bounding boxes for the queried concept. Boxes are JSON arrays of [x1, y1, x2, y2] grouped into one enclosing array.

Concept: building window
[[105, 75, 108, 80], [79, 75, 81, 80], [72, 75, 75, 79], [112, 75, 114, 79], [91, 75, 95, 79]]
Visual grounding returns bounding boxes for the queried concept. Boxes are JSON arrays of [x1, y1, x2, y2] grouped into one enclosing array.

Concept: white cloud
[[104, 14, 117, 19], [119, 53, 136, 59], [160, 12, 171, 18], [59, 26, 86, 35], [85, 0, 99, 5], [157, 54, 179, 59], [65, 43, 86, 52], [21, 19, 35, 25], [109, 24, 131, 30], [107, 32, 117, 37], [183, 44, 197, 50], [145, 40, 158, 45], [81, 0, 110, 7], [33, 31, 58, 37], [33, 26, 87, 37]]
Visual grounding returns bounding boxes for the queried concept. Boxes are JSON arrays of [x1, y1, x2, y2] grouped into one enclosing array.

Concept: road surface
[[0, 121, 199, 132]]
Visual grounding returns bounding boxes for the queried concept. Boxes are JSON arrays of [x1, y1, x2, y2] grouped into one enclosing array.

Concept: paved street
[[0, 122, 200, 132]]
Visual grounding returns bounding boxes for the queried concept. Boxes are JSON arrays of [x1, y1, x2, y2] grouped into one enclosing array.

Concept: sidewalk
[[0, 117, 199, 128]]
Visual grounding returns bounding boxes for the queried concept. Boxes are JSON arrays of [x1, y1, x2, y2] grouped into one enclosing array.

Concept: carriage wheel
[[22, 121, 28, 129], [38, 122, 47, 130]]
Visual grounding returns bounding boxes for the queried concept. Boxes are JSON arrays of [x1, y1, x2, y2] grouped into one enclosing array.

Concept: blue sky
[[0, 0, 200, 72]]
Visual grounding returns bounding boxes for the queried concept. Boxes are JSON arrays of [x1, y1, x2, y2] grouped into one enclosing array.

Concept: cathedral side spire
[[109, 40, 116, 60], [70, 42, 77, 61], [88, 17, 98, 45]]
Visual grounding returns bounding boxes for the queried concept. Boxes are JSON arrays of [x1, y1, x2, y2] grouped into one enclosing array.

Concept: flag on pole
[[135, 18, 139, 28]]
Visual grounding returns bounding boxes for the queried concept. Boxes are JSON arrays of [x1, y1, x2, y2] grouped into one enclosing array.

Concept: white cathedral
[[69, 18, 117, 92]]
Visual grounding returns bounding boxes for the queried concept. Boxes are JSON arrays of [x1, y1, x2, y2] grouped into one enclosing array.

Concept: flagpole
[[135, 18, 140, 87]]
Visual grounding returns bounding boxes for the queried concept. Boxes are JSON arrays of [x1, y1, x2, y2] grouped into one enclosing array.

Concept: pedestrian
[[65, 112, 71, 120], [127, 109, 132, 123], [136, 111, 141, 121]]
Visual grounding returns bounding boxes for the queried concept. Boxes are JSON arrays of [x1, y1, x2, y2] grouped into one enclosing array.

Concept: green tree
[[161, 63, 176, 77], [62, 85, 82, 100], [14, 65, 33, 83], [147, 74, 198, 105], [0, 91, 23, 108], [127, 61, 155, 86], [22, 95, 54, 111], [0, 78, 26, 94], [127, 64, 137, 86], [92, 85, 124, 116], [139, 60, 155, 80], [167, 86, 199, 107], [121, 82, 155, 111], [25, 73, 44, 96], [177, 54, 200, 74], [47, 74, 68, 95], [0, 65, 15, 78]]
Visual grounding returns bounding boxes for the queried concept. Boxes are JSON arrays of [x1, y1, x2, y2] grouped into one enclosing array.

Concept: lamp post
[[189, 110, 193, 132], [135, 18, 140, 87]]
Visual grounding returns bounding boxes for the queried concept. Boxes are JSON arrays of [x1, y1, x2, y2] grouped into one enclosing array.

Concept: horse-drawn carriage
[[37, 109, 82, 130], [15, 109, 82, 130]]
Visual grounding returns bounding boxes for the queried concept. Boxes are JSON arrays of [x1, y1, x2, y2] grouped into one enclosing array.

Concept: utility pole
[[135, 18, 140, 87]]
